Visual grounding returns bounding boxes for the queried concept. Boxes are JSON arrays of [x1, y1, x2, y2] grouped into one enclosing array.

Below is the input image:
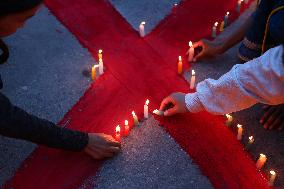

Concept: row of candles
[[226, 114, 277, 186], [93, 0, 275, 186]]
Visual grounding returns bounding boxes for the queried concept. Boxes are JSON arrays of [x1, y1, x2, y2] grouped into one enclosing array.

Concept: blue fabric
[[238, 0, 284, 61]]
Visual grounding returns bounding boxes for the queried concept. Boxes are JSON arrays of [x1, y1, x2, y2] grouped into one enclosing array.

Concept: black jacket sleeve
[[0, 92, 88, 151]]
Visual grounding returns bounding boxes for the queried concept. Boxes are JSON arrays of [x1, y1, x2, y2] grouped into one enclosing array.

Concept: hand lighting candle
[[190, 70, 196, 89], [187, 41, 195, 62], [144, 99, 150, 119], [139, 21, 146, 37]]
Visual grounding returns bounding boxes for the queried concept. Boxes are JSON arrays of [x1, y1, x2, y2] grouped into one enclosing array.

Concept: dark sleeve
[[0, 92, 88, 151]]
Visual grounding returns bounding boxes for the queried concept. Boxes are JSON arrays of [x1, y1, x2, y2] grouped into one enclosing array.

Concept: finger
[[102, 152, 115, 158], [159, 96, 173, 111], [193, 41, 204, 48], [194, 51, 205, 62], [85, 148, 101, 159], [269, 117, 282, 130], [164, 107, 177, 116], [106, 146, 121, 154], [260, 107, 276, 128], [263, 108, 280, 129], [107, 140, 121, 148]]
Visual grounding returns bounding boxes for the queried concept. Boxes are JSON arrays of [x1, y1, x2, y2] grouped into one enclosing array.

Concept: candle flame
[[270, 170, 276, 175], [153, 109, 159, 114], [249, 136, 254, 141], [260, 153, 266, 158], [192, 70, 195, 75], [145, 99, 149, 105], [178, 56, 182, 61], [237, 124, 242, 128], [93, 65, 99, 69], [226, 11, 230, 15], [132, 111, 136, 116], [98, 49, 103, 54], [214, 22, 218, 27], [141, 21, 146, 25], [225, 114, 232, 119], [125, 120, 128, 126], [174, 3, 178, 6], [116, 125, 120, 134], [189, 41, 193, 47]]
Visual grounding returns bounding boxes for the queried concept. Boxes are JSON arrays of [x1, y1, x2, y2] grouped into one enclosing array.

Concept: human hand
[[84, 133, 121, 159], [192, 39, 223, 61], [159, 92, 188, 116], [260, 104, 284, 130]]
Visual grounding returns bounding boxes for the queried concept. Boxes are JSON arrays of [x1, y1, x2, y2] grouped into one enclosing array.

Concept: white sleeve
[[185, 45, 284, 115]]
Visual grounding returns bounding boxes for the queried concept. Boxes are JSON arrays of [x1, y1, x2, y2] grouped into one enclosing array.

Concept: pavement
[[0, 1, 283, 188]]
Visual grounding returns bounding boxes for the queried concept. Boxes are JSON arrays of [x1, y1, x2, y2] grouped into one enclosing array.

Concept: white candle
[[153, 109, 164, 116], [115, 125, 121, 141], [187, 41, 194, 62], [237, 0, 243, 13], [132, 111, 139, 126], [144, 99, 149, 119], [98, 58, 104, 75], [224, 12, 229, 27], [212, 22, 218, 38], [98, 49, 103, 60], [237, 124, 243, 140], [178, 56, 183, 75], [269, 170, 277, 186], [225, 114, 233, 126], [139, 21, 146, 37], [256, 153, 267, 169], [91, 65, 99, 81], [190, 70, 196, 89]]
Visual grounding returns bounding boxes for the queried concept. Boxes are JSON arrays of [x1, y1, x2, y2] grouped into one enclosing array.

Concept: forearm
[[0, 93, 88, 151], [185, 45, 284, 115], [217, 15, 254, 54]]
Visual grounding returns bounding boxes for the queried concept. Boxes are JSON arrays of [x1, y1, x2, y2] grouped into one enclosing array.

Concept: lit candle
[[248, 136, 254, 144], [225, 114, 233, 126], [144, 99, 149, 119], [177, 56, 183, 75], [237, 0, 243, 13], [153, 109, 164, 116], [224, 12, 229, 27], [172, 3, 178, 14], [256, 153, 267, 169], [91, 65, 99, 81], [98, 49, 103, 60], [269, 170, 277, 186], [98, 58, 104, 75], [212, 22, 218, 38], [124, 120, 129, 136], [190, 70, 196, 89], [220, 21, 224, 32], [132, 111, 139, 126], [115, 125, 121, 141], [139, 21, 146, 37], [187, 41, 194, 62], [237, 124, 243, 140]]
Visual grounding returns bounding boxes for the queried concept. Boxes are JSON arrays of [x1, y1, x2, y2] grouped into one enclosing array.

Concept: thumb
[[164, 107, 177, 116]]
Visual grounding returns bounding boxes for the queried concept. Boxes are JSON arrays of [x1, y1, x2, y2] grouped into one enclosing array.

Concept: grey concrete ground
[[0, 7, 95, 186], [94, 117, 213, 189], [0, 0, 283, 188]]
